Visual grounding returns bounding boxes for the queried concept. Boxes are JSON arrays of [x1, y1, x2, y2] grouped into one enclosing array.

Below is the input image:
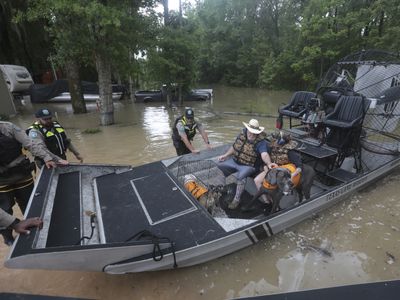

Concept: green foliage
[[185, 0, 400, 90], [145, 11, 198, 91], [6, 0, 400, 93], [18, 0, 158, 80]]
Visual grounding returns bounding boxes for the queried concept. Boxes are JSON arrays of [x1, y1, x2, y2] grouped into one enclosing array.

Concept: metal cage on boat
[[316, 50, 400, 164]]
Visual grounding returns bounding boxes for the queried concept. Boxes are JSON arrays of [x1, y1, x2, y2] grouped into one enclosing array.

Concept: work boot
[[229, 179, 245, 209], [228, 198, 240, 209]]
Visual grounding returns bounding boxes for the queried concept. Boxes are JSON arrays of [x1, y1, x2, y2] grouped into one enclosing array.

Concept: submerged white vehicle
[[0, 64, 34, 94], [5, 49, 400, 274]]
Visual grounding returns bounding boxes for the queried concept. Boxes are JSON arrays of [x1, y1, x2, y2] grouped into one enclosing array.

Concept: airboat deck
[[5, 49, 400, 274], [6, 140, 400, 274]]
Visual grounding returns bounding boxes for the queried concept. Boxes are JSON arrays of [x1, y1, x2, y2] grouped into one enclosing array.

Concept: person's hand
[[191, 149, 200, 154], [268, 163, 278, 169], [291, 168, 301, 181], [45, 160, 57, 169], [218, 154, 227, 161], [75, 154, 84, 163], [13, 217, 43, 234], [45, 159, 69, 168], [206, 143, 212, 150], [57, 159, 69, 166]]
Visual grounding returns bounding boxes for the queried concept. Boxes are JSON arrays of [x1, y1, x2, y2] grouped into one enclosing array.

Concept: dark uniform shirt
[[0, 121, 60, 185]]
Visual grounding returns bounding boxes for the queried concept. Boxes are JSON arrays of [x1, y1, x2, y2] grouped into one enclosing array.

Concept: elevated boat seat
[[323, 95, 367, 129], [278, 91, 317, 128], [323, 95, 370, 171]]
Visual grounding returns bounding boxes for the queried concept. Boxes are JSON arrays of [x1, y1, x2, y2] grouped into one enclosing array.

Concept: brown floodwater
[[0, 85, 399, 299]]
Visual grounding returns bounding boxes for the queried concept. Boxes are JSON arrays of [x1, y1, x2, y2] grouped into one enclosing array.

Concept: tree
[[0, 1, 51, 81], [146, 9, 198, 107], [22, 0, 157, 125]]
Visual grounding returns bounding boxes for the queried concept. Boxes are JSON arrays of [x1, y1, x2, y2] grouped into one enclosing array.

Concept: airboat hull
[[5, 49, 400, 274], [5, 143, 400, 274]]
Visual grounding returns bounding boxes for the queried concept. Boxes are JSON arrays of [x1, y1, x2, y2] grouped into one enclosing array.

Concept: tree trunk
[[178, 84, 183, 106], [64, 60, 86, 114], [95, 54, 114, 125], [378, 10, 385, 37], [163, 0, 169, 25], [129, 75, 135, 102]]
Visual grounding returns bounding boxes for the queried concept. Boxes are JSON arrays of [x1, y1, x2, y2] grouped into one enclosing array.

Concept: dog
[[242, 164, 315, 214], [183, 174, 225, 216]]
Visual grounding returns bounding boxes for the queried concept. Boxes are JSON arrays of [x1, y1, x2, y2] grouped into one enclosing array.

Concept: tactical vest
[[262, 163, 301, 190], [232, 131, 267, 166], [0, 131, 22, 166], [27, 121, 68, 159], [270, 140, 298, 165], [172, 116, 198, 142]]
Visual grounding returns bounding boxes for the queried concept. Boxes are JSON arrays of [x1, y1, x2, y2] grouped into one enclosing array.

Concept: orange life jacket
[[184, 180, 208, 200], [262, 163, 301, 190]]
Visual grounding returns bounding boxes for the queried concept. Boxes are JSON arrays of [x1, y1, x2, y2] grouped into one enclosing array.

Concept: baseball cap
[[185, 108, 194, 119], [35, 108, 53, 119]]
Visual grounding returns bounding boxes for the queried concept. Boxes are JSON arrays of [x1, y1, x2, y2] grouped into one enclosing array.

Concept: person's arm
[[259, 140, 277, 169], [196, 123, 212, 150], [179, 133, 199, 153], [218, 145, 234, 161], [261, 152, 277, 169], [176, 121, 199, 153], [66, 140, 83, 163], [0, 208, 16, 229], [11, 217, 43, 234], [288, 150, 302, 178], [13, 124, 68, 167]]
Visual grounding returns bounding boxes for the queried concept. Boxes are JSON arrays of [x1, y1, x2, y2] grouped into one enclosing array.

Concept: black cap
[[185, 108, 194, 119], [35, 108, 53, 119]]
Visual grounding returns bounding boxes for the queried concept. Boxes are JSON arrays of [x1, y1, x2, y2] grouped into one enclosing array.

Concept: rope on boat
[[75, 213, 96, 245], [125, 230, 178, 268]]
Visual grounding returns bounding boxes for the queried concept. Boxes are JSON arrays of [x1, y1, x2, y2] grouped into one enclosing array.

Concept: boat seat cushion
[[323, 95, 369, 129], [279, 91, 317, 118]]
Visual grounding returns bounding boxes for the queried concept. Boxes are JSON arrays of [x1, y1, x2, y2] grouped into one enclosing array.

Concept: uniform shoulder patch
[[29, 131, 38, 138]]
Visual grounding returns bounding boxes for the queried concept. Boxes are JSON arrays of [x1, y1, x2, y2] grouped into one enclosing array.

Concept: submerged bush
[[83, 128, 101, 134]]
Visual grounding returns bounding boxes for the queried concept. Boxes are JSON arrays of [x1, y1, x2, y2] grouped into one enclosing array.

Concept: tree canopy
[[2, 0, 400, 120]]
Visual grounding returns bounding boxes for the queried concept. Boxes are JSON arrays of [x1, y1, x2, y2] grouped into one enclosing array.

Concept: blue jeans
[[217, 157, 256, 180]]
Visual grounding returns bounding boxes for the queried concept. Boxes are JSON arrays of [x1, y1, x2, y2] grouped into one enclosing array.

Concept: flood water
[[0, 85, 399, 299]]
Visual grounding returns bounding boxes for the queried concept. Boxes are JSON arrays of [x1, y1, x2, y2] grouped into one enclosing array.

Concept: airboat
[[5, 49, 400, 274]]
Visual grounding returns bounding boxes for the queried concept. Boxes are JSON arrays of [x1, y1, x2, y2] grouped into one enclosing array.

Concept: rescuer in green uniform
[[27, 108, 83, 168], [171, 107, 211, 156]]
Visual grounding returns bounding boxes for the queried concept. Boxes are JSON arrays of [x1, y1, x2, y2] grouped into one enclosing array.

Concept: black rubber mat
[[46, 172, 81, 247], [327, 168, 359, 182], [219, 183, 271, 219], [132, 172, 194, 224], [96, 166, 227, 247], [296, 142, 337, 159]]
